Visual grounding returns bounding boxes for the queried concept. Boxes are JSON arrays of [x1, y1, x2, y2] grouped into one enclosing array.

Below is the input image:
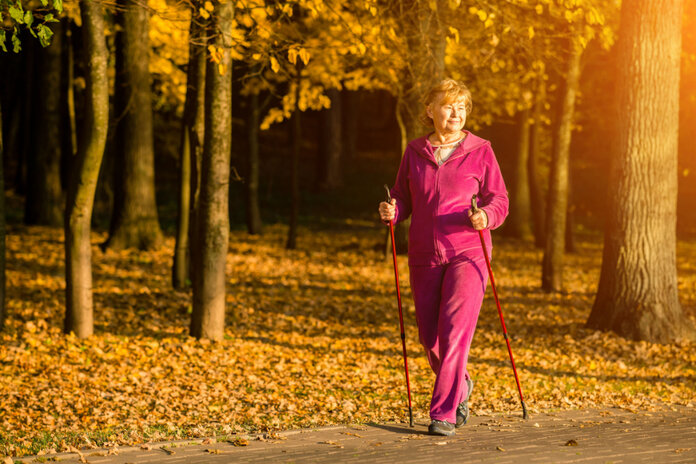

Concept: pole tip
[[409, 407, 414, 427], [522, 401, 529, 420]]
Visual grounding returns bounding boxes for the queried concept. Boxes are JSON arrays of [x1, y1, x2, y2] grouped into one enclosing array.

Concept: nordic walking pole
[[384, 184, 414, 427], [471, 194, 529, 420]]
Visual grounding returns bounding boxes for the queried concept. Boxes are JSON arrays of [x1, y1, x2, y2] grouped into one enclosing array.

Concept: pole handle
[[471, 194, 479, 213]]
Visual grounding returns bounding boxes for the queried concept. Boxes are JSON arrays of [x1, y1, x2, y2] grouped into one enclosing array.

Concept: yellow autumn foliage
[[2, 225, 695, 458]]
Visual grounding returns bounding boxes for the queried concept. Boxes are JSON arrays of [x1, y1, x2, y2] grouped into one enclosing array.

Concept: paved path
[[15, 408, 696, 463]]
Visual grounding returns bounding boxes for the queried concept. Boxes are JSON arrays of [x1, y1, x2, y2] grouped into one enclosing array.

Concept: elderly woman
[[379, 79, 508, 436]]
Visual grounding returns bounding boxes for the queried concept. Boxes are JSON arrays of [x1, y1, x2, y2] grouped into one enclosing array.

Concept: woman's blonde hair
[[419, 79, 473, 127]]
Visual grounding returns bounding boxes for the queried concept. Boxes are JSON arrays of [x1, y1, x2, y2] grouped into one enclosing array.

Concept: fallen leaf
[[496, 446, 505, 451], [231, 438, 249, 447], [565, 439, 578, 446], [206, 449, 221, 454], [320, 440, 343, 448]]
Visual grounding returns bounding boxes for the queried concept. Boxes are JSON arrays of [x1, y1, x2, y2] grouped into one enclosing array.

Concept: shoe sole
[[428, 428, 456, 436]]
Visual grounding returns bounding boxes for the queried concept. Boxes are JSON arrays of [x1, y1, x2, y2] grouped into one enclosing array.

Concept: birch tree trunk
[[587, 0, 695, 342]]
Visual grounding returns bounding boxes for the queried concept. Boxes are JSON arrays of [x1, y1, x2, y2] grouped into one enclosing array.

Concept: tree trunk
[[104, 0, 162, 251], [505, 107, 533, 240], [541, 40, 582, 292], [565, 174, 576, 253], [173, 16, 206, 289], [190, 1, 234, 341], [64, 0, 109, 338], [25, 20, 64, 226], [342, 90, 358, 162], [587, 0, 695, 343], [246, 91, 263, 235], [389, 6, 446, 255], [174, 127, 192, 289], [286, 101, 301, 250], [17, 39, 38, 196], [316, 88, 342, 191], [65, 20, 78, 159], [0, 98, 6, 330], [529, 80, 547, 248]]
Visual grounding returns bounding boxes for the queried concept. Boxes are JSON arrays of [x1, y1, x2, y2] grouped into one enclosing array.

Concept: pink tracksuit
[[389, 131, 508, 423]]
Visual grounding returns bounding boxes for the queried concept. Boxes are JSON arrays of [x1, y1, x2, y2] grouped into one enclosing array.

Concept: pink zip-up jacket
[[390, 131, 509, 266]]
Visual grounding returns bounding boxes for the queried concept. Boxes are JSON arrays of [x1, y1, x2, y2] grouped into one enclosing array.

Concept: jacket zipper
[[433, 164, 444, 265]]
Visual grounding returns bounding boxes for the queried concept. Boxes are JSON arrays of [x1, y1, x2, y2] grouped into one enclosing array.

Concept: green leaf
[[37, 23, 54, 47], [0, 31, 7, 53], [41, 0, 49, 6], [24, 11, 33, 27], [53, 0, 63, 13], [9, 5, 24, 24], [44, 13, 59, 23], [11, 31, 22, 53]]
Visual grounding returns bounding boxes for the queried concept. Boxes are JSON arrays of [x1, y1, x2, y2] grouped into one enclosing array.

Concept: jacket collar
[[410, 130, 489, 164]]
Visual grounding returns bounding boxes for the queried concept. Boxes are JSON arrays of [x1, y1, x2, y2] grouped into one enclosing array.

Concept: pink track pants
[[409, 251, 488, 423]]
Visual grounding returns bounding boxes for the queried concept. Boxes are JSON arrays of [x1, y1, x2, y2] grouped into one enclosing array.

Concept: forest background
[[0, 0, 695, 459]]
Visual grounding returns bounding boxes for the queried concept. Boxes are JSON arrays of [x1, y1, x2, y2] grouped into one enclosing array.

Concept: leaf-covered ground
[[2, 224, 696, 457]]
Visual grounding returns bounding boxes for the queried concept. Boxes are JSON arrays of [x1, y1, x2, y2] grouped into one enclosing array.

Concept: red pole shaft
[[389, 220, 414, 427], [477, 230, 528, 419]]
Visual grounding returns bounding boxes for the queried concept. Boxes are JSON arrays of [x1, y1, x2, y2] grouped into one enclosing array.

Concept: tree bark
[[173, 15, 206, 289], [104, 0, 162, 251], [341, 90, 358, 162], [246, 91, 263, 235], [64, 0, 109, 338], [16, 39, 38, 196], [565, 174, 576, 253], [174, 127, 192, 289], [25, 20, 64, 226], [529, 80, 547, 248], [190, 1, 234, 341], [316, 88, 342, 191], [286, 99, 301, 250], [505, 107, 533, 240], [587, 0, 695, 343], [541, 39, 582, 292], [65, 21, 78, 159]]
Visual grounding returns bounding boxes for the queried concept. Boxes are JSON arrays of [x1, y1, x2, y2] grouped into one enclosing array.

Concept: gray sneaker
[[456, 378, 474, 427], [428, 419, 456, 436]]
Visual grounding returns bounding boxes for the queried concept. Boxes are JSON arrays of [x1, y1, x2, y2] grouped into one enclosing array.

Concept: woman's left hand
[[468, 208, 488, 230]]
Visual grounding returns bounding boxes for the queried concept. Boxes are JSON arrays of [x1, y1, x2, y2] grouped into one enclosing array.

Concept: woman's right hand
[[379, 199, 396, 223]]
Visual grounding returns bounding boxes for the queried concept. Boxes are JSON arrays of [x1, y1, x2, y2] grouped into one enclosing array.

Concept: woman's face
[[427, 95, 467, 135]]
